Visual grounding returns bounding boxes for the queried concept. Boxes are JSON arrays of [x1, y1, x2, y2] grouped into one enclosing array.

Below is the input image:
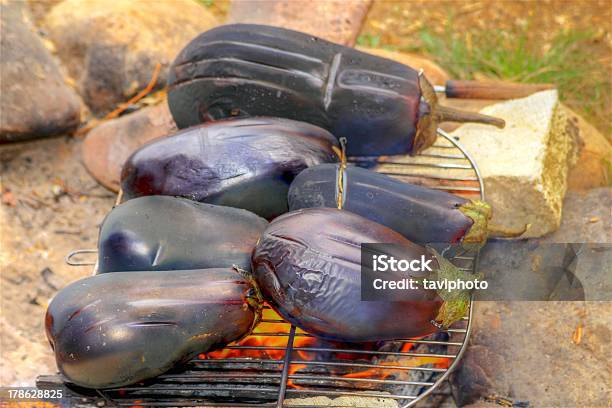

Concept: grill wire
[[38, 129, 482, 407]]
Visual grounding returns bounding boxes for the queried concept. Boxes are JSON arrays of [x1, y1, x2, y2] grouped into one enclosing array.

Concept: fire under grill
[[38, 129, 482, 407]]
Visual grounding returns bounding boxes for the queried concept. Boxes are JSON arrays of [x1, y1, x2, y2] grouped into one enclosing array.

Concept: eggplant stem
[[428, 248, 481, 328], [231, 265, 264, 334], [459, 200, 492, 247], [436, 105, 506, 128], [488, 223, 531, 238]]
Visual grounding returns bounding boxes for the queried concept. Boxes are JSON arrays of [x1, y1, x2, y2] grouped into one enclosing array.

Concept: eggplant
[[120, 117, 339, 219], [252, 208, 472, 342], [167, 24, 504, 156], [45, 268, 262, 389], [288, 164, 491, 246], [97, 196, 267, 273]]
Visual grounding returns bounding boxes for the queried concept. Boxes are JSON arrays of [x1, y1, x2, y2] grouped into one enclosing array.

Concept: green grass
[[357, 33, 383, 49], [193, 0, 215, 8], [358, 27, 611, 135]]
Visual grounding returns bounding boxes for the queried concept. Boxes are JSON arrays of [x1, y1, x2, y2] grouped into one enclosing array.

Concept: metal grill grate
[[39, 129, 483, 407]]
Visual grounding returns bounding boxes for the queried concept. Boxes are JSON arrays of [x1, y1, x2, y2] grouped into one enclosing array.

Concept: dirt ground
[[1, 137, 115, 385], [364, 0, 612, 47], [362, 0, 612, 135], [0, 0, 610, 403]]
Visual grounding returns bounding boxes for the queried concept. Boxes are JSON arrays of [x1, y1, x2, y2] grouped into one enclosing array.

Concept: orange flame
[[203, 308, 451, 387], [204, 309, 317, 361]]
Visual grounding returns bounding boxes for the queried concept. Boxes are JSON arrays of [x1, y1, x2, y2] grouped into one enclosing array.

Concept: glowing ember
[[202, 307, 451, 388], [204, 308, 317, 360]]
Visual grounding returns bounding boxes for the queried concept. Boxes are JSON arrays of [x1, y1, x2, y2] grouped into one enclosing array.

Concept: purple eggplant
[[252, 208, 471, 342], [120, 117, 339, 219], [288, 164, 491, 246], [97, 196, 267, 273], [45, 268, 262, 389], [167, 24, 503, 156]]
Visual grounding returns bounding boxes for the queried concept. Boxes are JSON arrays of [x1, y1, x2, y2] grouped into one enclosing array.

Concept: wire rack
[[39, 128, 483, 408]]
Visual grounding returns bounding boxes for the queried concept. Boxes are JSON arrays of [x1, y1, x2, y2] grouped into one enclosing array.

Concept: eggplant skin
[[120, 117, 339, 219], [252, 208, 442, 342], [97, 196, 267, 273], [288, 164, 480, 245], [45, 268, 261, 389], [167, 24, 421, 156]]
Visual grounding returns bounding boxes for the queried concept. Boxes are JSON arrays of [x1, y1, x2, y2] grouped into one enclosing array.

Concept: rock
[[227, 0, 372, 46], [355, 46, 450, 85], [452, 301, 611, 406], [43, 0, 218, 114], [0, 1, 81, 143], [450, 188, 612, 406], [442, 97, 610, 192], [26, 0, 62, 24], [542, 188, 611, 245], [563, 108, 611, 191], [82, 102, 177, 191], [540, 188, 611, 301], [450, 90, 577, 238]]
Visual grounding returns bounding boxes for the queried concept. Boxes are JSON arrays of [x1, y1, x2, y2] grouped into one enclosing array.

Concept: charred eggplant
[[288, 164, 491, 246], [252, 208, 472, 342], [121, 117, 339, 219], [97, 196, 267, 273], [45, 268, 262, 388], [168, 24, 503, 156]]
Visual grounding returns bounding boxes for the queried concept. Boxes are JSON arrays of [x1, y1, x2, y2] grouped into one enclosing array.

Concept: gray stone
[[542, 187, 612, 301], [564, 108, 612, 191], [227, 0, 372, 46], [451, 300, 611, 406], [0, 1, 81, 143], [43, 0, 218, 114], [82, 102, 177, 191], [450, 188, 612, 406], [542, 188, 611, 244]]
